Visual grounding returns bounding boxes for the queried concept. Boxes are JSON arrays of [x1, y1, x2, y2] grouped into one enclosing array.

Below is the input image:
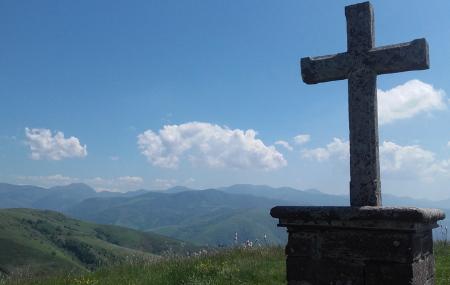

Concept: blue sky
[[1, 0, 450, 200]]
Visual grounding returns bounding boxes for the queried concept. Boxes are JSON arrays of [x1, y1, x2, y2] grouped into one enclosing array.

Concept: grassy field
[[2, 244, 449, 285], [435, 241, 450, 285], [0, 209, 198, 277], [2, 247, 285, 285]]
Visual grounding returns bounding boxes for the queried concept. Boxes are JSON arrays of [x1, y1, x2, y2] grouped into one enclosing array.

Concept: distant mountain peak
[[303, 188, 322, 194], [49, 183, 96, 194], [165, 186, 194, 193]]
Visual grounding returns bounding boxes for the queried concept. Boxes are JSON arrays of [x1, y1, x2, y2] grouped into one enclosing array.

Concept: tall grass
[[3, 244, 450, 285], [3, 247, 285, 285], [435, 241, 450, 285]]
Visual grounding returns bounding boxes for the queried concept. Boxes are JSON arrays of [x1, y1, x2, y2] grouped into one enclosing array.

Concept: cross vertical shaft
[[346, 3, 381, 206], [348, 68, 380, 206]]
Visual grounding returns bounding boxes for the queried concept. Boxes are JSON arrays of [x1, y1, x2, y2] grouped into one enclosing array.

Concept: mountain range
[[0, 183, 448, 245], [0, 183, 145, 211]]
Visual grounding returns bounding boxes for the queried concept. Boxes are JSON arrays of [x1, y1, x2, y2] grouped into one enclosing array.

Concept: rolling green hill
[[153, 208, 283, 245], [0, 208, 198, 278], [67, 190, 287, 246]]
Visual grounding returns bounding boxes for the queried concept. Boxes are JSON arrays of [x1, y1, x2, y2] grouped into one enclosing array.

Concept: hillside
[[153, 208, 282, 245], [0, 208, 198, 277], [67, 190, 287, 245], [4, 247, 285, 285], [218, 184, 348, 206], [4, 245, 450, 285]]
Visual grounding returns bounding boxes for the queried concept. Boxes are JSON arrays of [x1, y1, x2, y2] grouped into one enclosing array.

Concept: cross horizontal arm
[[301, 53, 351, 84], [370, 38, 429, 75]]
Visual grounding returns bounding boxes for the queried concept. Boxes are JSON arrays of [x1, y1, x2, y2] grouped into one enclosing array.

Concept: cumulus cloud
[[275, 140, 293, 151], [380, 141, 449, 181], [25, 128, 87, 160], [378, 80, 447, 125], [294, 134, 311, 145], [380, 142, 434, 173], [301, 137, 450, 181], [137, 122, 286, 170], [302, 138, 349, 161]]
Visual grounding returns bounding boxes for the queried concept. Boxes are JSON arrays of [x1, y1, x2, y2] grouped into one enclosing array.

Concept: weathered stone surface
[[300, 39, 428, 85], [277, 214, 440, 284], [271, 206, 446, 224], [412, 230, 434, 260], [345, 2, 374, 52], [271, 206, 444, 284], [288, 230, 412, 262], [286, 254, 435, 285], [371, 39, 429, 75], [300, 1, 429, 206], [287, 256, 365, 285], [365, 261, 414, 284], [365, 253, 435, 285], [301, 39, 429, 84], [348, 67, 380, 206]]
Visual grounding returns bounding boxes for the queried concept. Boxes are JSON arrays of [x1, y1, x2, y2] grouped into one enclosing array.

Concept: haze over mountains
[[0, 183, 448, 245]]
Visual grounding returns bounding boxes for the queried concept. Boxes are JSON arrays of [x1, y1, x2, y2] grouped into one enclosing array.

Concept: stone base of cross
[[271, 206, 444, 284], [272, 2, 445, 284]]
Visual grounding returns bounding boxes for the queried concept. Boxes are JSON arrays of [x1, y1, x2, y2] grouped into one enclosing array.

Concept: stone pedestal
[[271, 206, 445, 285]]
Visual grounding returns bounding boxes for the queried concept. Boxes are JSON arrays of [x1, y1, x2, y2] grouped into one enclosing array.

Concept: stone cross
[[301, 1, 429, 207]]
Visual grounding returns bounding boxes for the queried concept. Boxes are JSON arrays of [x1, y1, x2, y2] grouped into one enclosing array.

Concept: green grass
[[435, 241, 450, 285], [4, 243, 450, 285], [0, 208, 198, 278], [3, 247, 285, 285]]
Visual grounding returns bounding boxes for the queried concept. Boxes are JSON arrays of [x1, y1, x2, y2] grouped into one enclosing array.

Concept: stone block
[[287, 256, 365, 285], [271, 206, 445, 285]]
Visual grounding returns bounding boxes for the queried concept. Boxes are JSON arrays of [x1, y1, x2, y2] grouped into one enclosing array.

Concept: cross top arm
[[371, 38, 429, 75], [300, 38, 429, 85]]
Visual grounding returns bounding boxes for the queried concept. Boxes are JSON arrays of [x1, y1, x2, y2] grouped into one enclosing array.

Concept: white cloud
[[150, 177, 195, 190], [152, 178, 178, 189], [294, 134, 311, 145], [378, 80, 446, 125], [16, 174, 77, 186], [380, 141, 449, 181], [302, 138, 349, 162], [380, 141, 434, 173], [25, 128, 87, 160], [16, 175, 144, 192], [275, 140, 293, 151], [137, 122, 286, 170], [109, 156, 120, 161], [87, 176, 144, 192], [118, 176, 144, 185], [301, 137, 450, 181]]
